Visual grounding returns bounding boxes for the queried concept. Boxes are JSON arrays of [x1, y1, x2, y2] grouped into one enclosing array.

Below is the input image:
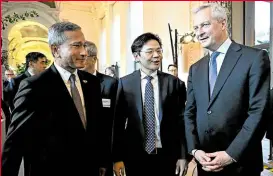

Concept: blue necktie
[[143, 76, 156, 154], [209, 52, 220, 96]]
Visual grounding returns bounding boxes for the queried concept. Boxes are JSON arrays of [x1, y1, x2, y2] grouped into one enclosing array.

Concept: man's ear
[[51, 45, 60, 58], [133, 52, 140, 62]]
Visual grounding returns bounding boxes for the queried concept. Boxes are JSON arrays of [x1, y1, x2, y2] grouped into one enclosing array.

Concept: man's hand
[[113, 161, 125, 176], [201, 151, 233, 172], [193, 150, 211, 163], [99, 167, 106, 176], [175, 159, 188, 176]]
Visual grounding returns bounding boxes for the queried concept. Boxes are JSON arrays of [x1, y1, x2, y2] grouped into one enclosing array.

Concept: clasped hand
[[194, 150, 234, 172]]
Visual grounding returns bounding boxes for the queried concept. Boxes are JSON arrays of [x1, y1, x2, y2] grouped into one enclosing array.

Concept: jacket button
[[205, 130, 208, 134], [207, 110, 212, 114]]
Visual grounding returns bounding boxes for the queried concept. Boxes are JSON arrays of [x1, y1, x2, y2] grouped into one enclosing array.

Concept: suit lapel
[[208, 43, 242, 108], [132, 71, 143, 121], [96, 72, 105, 93], [196, 55, 210, 106], [157, 71, 167, 122]]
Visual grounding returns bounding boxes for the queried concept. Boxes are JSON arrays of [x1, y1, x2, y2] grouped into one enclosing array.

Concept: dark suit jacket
[[112, 70, 187, 162], [184, 42, 270, 173], [96, 71, 118, 175], [3, 71, 31, 111], [266, 88, 273, 140], [2, 65, 105, 176]]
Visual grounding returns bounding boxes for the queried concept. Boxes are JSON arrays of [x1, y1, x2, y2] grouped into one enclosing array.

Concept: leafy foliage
[[2, 11, 39, 30]]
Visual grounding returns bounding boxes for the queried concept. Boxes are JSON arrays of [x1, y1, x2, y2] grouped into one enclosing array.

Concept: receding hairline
[[192, 3, 227, 21]]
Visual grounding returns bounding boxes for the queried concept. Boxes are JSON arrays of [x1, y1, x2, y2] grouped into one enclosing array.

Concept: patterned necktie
[[69, 74, 86, 129], [143, 76, 156, 154], [209, 52, 220, 96]]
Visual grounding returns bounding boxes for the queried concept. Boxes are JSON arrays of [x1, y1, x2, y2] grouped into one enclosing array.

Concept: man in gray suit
[[184, 3, 270, 176]]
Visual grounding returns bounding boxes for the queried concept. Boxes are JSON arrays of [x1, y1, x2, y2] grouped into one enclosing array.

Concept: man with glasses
[[184, 3, 270, 176], [2, 22, 106, 176], [112, 32, 188, 176], [82, 41, 118, 176], [168, 64, 178, 77]]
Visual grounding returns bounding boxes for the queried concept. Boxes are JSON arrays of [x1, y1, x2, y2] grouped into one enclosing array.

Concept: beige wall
[[58, 3, 100, 52], [57, 1, 248, 81]]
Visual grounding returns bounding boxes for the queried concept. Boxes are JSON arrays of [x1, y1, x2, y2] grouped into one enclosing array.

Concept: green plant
[[2, 11, 39, 30], [1, 10, 39, 69], [15, 63, 27, 75]]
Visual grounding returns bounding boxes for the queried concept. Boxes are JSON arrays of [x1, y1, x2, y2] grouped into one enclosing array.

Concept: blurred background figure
[[105, 66, 117, 79], [167, 64, 178, 77], [82, 41, 118, 176], [4, 69, 16, 84]]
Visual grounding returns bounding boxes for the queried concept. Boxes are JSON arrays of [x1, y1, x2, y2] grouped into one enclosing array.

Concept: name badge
[[102, 99, 111, 108]]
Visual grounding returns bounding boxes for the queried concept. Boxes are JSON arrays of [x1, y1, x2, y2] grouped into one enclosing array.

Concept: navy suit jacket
[[112, 70, 187, 162], [184, 42, 270, 173]]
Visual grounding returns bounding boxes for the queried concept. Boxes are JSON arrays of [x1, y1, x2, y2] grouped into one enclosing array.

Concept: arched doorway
[[7, 21, 54, 71]]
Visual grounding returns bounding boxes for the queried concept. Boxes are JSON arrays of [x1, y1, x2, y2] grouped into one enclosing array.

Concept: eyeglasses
[[140, 48, 163, 56], [168, 69, 177, 72]]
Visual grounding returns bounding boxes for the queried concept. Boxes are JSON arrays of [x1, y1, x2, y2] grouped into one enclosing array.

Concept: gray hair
[[48, 22, 81, 46], [85, 41, 98, 56], [193, 3, 227, 22]]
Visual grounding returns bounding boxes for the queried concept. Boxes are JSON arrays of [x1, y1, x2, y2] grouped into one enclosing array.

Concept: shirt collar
[[54, 62, 79, 83], [140, 69, 158, 80], [27, 68, 35, 76], [209, 38, 232, 56], [93, 70, 97, 76]]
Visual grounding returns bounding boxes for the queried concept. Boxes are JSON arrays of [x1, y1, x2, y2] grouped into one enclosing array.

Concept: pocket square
[[83, 80, 88, 83]]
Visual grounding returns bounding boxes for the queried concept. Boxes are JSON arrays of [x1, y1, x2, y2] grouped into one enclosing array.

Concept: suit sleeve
[[2, 80, 38, 176], [184, 65, 200, 153], [112, 79, 127, 163], [177, 79, 188, 159], [226, 50, 270, 161]]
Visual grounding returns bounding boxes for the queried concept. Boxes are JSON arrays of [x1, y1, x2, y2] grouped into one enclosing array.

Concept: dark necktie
[[209, 52, 220, 96], [143, 76, 156, 154], [69, 74, 86, 129]]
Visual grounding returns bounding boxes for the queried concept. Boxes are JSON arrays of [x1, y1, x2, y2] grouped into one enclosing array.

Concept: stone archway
[[2, 1, 59, 73], [7, 21, 54, 71]]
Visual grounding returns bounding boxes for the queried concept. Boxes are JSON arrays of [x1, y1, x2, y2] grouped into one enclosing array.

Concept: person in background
[[168, 64, 178, 77], [105, 66, 117, 79], [184, 3, 270, 176], [3, 52, 47, 111], [82, 41, 118, 176]]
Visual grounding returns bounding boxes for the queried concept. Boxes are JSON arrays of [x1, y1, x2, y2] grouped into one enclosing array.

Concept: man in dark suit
[[2, 22, 107, 176], [112, 33, 188, 176], [82, 41, 118, 176], [3, 52, 47, 111], [184, 3, 270, 176]]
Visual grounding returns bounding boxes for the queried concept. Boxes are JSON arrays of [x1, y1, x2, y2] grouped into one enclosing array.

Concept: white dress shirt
[[209, 38, 232, 74], [140, 70, 162, 148], [54, 62, 86, 118]]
